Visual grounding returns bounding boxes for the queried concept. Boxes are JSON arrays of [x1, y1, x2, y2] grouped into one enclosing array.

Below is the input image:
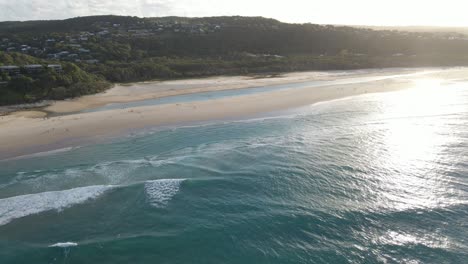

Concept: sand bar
[[44, 68, 434, 114]]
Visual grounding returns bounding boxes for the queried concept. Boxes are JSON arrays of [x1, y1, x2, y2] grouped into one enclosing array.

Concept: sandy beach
[[1, 67, 467, 160], [43, 68, 427, 114]]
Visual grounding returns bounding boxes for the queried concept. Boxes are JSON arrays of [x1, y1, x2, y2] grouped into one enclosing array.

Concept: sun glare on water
[[372, 78, 463, 211]]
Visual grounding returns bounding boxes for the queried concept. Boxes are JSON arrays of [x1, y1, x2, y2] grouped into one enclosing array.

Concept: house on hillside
[[47, 64, 63, 73], [97, 30, 110, 36], [67, 54, 79, 59], [0, 65, 20, 76], [58, 51, 70, 56], [85, 59, 99, 64], [47, 53, 59, 59], [24, 64, 44, 74]]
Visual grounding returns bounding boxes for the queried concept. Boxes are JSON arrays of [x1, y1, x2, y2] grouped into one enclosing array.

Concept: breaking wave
[[0, 185, 113, 226], [144, 179, 185, 208], [49, 242, 78, 248]]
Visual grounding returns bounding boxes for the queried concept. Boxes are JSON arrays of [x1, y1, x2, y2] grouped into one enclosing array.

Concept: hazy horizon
[[0, 0, 467, 27]]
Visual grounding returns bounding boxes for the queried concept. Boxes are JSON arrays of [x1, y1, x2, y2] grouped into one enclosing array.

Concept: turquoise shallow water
[[1, 80, 468, 263]]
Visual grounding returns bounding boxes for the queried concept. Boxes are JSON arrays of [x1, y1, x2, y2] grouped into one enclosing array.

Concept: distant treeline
[[1, 15, 468, 105]]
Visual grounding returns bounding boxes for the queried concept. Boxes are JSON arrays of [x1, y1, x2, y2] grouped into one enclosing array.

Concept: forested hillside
[[1, 15, 468, 105]]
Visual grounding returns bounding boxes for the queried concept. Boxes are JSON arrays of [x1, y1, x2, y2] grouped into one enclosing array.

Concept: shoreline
[[1, 67, 467, 160], [0, 67, 447, 116]]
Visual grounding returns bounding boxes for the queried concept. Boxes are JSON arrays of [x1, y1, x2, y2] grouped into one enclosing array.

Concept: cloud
[[0, 0, 241, 21], [0, 0, 466, 26], [139, 0, 178, 16], [0, 0, 180, 21]]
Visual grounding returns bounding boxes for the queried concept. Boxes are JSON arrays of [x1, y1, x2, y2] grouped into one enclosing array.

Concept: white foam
[[91, 161, 143, 184], [49, 242, 78, 248], [87, 157, 187, 186], [144, 179, 185, 208], [0, 185, 113, 226], [2, 147, 80, 161]]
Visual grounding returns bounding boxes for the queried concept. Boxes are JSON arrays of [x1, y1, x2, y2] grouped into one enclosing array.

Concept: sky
[[0, 0, 467, 27]]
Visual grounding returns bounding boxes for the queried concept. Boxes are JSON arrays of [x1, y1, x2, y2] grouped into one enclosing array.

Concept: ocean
[[0, 78, 467, 263]]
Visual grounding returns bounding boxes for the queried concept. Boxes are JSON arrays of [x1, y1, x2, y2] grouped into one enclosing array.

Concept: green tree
[[8, 75, 34, 95], [0, 72, 11, 81]]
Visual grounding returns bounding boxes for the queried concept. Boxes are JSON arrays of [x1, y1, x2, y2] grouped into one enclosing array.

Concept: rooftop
[[0, 65, 20, 69], [24, 64, 44, 68]]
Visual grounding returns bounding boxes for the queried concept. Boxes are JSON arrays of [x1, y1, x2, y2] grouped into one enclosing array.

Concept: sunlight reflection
[[375, 230, 455, 253], [384, 79, 449, 166], [373, 79, 461, 211]]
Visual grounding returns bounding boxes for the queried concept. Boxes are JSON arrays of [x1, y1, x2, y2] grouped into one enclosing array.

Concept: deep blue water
[[0, 79, 467, 263]]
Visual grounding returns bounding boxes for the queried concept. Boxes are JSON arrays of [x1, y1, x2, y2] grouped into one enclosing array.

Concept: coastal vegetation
[[1, 15, 468, 105], [0, 52, 110, 105]]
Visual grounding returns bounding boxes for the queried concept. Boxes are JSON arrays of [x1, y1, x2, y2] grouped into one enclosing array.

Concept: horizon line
[[1, 14, 468, 29]]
